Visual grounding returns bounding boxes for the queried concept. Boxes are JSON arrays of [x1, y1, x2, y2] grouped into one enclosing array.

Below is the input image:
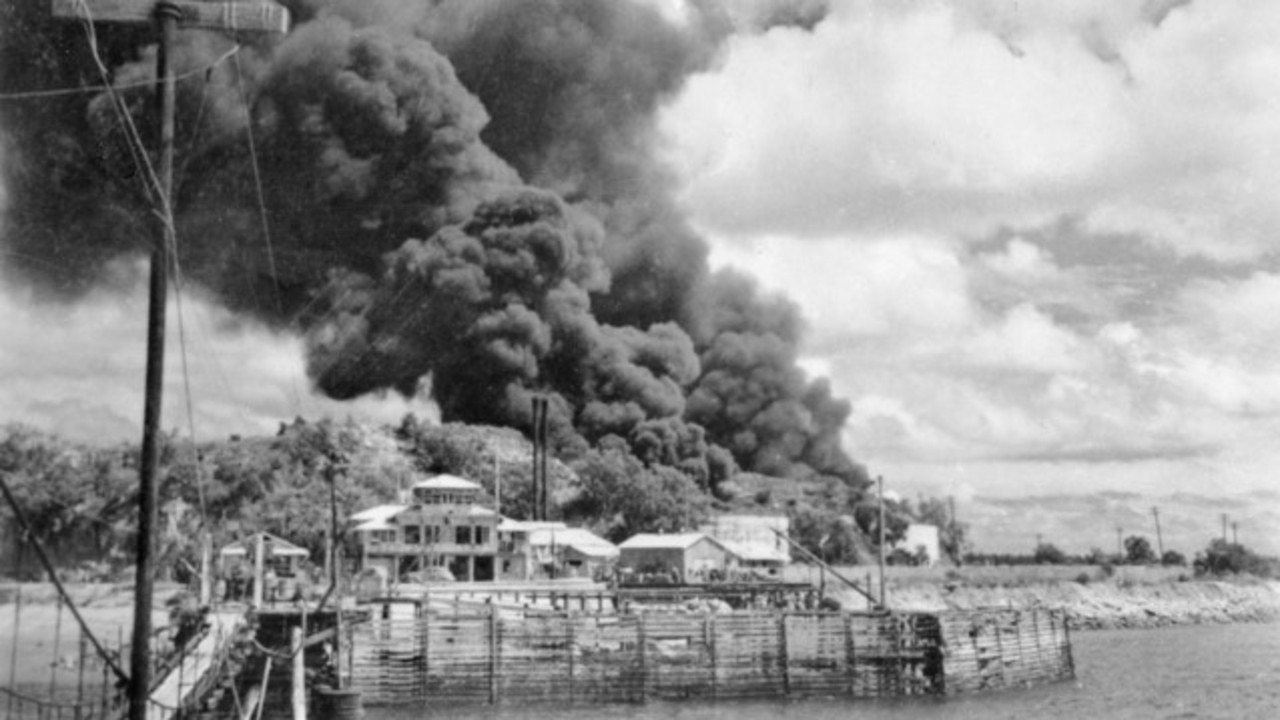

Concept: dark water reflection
[[370, 623, 1280, 720]]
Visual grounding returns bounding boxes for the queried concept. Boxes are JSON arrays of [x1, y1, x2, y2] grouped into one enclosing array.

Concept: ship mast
[[49, 4, 288, 718]]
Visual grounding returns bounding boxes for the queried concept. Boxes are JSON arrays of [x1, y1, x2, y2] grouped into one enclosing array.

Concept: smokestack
[[530, 395, 549, 521]]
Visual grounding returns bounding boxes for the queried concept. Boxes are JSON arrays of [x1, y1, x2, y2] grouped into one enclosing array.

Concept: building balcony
[[363, 541, 497, 556]]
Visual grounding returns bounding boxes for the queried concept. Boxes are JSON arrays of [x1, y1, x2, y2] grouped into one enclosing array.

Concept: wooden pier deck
[[146, 611, 245, 720]]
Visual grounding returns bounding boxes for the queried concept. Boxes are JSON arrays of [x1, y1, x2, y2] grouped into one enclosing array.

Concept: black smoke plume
[[0, 0, 868, 495]]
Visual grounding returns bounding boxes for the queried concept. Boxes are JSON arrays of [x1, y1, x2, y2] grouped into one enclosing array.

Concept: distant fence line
[[347, 606, 1072, 705]]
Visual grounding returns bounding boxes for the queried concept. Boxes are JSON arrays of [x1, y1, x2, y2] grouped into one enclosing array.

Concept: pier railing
[[346, 606, 1072, 705]]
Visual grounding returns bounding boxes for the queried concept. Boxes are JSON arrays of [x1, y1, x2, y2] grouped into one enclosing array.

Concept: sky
[[2, 0, 1278, 557]]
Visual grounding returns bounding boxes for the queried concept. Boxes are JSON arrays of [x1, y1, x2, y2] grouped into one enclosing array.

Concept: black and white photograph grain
[[1, 2, 1278, 719]]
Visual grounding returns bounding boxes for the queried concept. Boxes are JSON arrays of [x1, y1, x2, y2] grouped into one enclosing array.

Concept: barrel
[[313, 686, 364, 720]]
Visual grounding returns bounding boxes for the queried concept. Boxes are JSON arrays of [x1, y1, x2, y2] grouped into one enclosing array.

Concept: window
[[456, 526, 472, 545], [404, 526, 421, 544]]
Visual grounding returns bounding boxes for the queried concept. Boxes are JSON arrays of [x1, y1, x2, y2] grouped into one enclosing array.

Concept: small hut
[[218, 532, 309, 579], [618, 533, 736, 582]]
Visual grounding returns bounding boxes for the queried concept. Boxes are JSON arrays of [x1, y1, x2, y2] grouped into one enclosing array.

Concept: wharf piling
[[346, 605, 1073, 706]]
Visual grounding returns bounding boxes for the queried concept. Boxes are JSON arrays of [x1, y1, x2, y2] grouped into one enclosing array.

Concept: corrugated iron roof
[[350, 504, 408, 523], [619, 532, 712, 551], [531, 527, 618, 557], [411, 474, 481, 491]]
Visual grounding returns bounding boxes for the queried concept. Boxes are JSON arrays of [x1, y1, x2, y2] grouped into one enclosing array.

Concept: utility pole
[[50, 4, 288, 719], [1222, 514, 1228, 543], [948, 495, 958, 564], [1232, 521, 1238, 545], [1151, 506, 1164, 560], [877, 475, 886, 608]]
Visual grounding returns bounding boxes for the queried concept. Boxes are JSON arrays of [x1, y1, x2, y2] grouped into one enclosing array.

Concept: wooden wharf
[[145, 611, 245, 720], [345, 604, 1074, 706]]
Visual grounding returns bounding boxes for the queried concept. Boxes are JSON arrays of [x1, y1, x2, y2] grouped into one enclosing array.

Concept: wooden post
[[566, 612, 576, 703], [291, 626, 306, 720], [49, 596, 64, 704], [200, 532, 213, 607], [421, 608, 431, 700], [877, 475, 886, 608], [334, 608, 344, 689], [1031, 608, 1043, 672], [76, 628, 87, 712], [993, 614, 1006, 687], [778, 612, 790, 696], [487, 605, 498, 704], [52, 0, 284, 688], [844, 613, 856, 697], [6, 582, 21, 719], [706, 613, 717, 699], [636, 614, 648, 702], [345, 619, 354, 690], [253, 533, 265, 610]]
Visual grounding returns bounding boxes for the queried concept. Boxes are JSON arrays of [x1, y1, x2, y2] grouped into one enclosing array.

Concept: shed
[[618, 533, 736, 581], [700, 515, 791, 575], [218, 532, 309, 577]]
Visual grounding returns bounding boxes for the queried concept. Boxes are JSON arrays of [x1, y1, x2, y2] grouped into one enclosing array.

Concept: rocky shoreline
[[879, 577, 1280, 630]]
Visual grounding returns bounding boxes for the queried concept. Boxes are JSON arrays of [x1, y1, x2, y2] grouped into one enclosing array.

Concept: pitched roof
[[530, 527, 618, 558], [218, 532, 309, 557], [351, 504, 408, 524], [411, 474, 481, 491], [497, 519, 567, 533], [619, 532, 720, 551], [717, 540, 789, 564]]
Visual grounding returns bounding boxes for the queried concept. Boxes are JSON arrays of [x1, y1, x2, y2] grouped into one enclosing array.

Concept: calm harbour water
[[370, 623, 1280, 720]]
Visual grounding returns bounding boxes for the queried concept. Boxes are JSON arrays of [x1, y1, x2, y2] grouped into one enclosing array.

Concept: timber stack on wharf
[[344, 601, 1075, 706]]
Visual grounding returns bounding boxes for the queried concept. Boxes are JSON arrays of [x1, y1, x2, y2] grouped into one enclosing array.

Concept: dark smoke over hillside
[[0, 0, 866, 493]]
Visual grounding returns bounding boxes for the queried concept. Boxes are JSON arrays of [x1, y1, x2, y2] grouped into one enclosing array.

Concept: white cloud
[[0, 268, 438, 445], [664, 0, 1280, 261], [964, 303, 1086, 373]]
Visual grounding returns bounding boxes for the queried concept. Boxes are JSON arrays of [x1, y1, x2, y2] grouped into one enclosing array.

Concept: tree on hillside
[[1161, 550, 1186, 567], [1124, 535, 1157, 565], [788, 507, 859, 565], [0, 425, 136, 578], [565, 436, 709, 542]]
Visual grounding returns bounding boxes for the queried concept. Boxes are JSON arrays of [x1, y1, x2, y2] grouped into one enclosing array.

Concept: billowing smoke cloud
[[0, 0, 868, 492]]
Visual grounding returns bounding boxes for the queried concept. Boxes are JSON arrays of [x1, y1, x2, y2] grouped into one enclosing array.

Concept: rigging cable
[[73, 0, 212, 526], [0, 45, 242, 102], [232, 49, 317, 417]]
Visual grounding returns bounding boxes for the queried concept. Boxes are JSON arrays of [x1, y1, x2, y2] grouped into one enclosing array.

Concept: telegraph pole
[[1232, 521, 1238, 545], [1151, 506, 1164, 560], [50, 4, 288, 719], [1222, 514, 1228, 543], [877, 475, 886, 607]]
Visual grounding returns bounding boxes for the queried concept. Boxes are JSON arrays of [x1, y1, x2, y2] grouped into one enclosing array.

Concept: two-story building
[[351, 474, 500, 583]]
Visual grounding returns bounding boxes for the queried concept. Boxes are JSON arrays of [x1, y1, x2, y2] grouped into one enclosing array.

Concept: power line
[[0, 45, 241, 101]]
